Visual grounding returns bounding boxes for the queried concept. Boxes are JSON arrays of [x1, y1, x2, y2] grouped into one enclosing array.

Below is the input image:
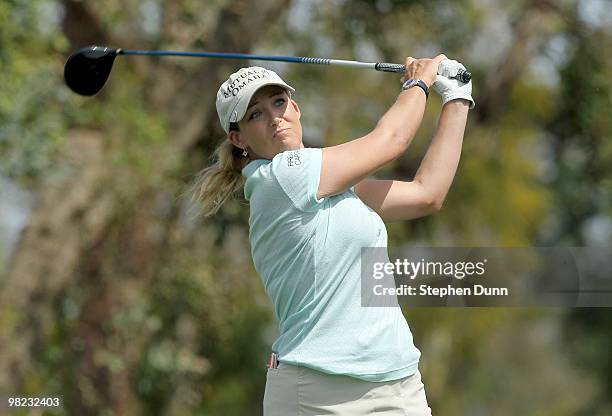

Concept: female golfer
[[191, 55, 473, 415]]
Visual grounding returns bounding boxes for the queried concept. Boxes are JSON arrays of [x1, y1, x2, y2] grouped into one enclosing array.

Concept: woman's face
[[228, 85, 303, 160]]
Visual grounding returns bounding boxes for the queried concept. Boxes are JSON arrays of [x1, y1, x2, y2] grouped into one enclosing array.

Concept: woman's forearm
[[414, 100, 470, 208], [372, 55, 448, 157], [374, 88, 428, 153]]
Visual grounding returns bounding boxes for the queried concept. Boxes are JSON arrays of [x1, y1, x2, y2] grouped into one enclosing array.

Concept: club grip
[[374, 62, 405, 73], [456, 70, 472, 83], [375, 62, 472, 82]]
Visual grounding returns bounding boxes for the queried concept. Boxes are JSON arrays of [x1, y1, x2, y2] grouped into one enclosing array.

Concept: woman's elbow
[[430, 198, 444, 213], [417, 199, 442, 217], [416, 184, 445, 214], [380, 133, 411, 161]]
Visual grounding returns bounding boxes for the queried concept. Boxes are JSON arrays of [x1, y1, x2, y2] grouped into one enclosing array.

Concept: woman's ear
[[291, 98, 301, 120], [228, 131, 245, 150]]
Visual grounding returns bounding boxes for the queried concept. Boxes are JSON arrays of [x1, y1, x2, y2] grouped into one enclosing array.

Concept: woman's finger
[[405, 56, 416, 67]]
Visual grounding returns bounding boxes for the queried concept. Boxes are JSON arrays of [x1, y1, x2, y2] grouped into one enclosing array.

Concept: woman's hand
[[432, 59, 475, 109], [402, 54, 448, 87]]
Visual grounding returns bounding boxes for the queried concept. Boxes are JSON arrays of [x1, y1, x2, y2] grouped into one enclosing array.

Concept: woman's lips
[[274, 128, 289, 137]]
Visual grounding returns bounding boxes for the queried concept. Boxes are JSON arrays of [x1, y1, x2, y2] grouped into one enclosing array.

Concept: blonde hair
[[187, 132, 249, 217]]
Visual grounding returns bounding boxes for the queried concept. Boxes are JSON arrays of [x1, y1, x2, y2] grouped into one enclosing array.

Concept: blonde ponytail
[[187, 138, 249, 217]]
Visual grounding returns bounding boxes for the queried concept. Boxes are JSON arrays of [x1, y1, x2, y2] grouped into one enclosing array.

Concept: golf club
[[64, 45, 473, 96]]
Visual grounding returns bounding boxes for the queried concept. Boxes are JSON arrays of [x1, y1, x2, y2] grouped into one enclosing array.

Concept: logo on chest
[[286, 150, 302, 167]]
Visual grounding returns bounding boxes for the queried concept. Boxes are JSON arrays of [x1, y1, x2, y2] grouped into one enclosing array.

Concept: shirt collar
[[241, 158, 269, 178]]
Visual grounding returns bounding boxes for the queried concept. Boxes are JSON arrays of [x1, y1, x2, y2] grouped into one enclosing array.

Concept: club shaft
[[120, 49, 376, 68], [118, 49, 471, 81]]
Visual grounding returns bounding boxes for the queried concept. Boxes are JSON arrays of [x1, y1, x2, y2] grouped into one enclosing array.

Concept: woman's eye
[[248, 98, 285, 120]]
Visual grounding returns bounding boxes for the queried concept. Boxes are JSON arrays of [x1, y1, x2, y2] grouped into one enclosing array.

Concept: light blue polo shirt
[[242, 147, 421, 382]]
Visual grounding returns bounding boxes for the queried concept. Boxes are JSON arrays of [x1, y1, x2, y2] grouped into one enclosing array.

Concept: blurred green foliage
[[0, 0, 611, 415]]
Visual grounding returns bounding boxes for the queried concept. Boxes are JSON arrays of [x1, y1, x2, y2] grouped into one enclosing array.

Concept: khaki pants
[[263, 362, 433, 415]]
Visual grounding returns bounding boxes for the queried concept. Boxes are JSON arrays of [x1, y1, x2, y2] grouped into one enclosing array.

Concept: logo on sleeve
[[286, 150, 302, 167]]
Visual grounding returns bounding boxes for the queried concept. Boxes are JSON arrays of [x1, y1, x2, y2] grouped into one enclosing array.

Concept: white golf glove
[[433, 59, 475, 109]]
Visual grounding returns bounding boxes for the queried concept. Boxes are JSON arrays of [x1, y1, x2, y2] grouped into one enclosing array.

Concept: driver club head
[[64, 46, 119, 96]]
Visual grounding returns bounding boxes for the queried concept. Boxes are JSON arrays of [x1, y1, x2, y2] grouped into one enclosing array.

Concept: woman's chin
[[280, 141, 304, 152], [278, 137, 303, 151]]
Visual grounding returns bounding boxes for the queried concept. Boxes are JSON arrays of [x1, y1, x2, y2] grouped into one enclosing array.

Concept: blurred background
[[1, 0, 611, 414]]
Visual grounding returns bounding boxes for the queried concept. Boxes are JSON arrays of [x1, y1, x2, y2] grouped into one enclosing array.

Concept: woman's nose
[[269, 115, 282, 127]]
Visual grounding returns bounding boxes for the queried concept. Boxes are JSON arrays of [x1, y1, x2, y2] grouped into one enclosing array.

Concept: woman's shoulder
[[271, 147, 321, 166]]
